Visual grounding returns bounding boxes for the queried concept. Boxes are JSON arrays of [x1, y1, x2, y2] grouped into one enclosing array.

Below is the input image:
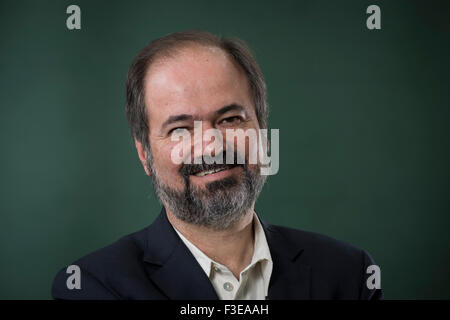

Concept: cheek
[[151, 142, 185, 184]]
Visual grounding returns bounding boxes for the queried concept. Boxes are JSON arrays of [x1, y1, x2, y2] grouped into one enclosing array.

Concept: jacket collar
[[260, 220, 311, 299], [143, 207, 219, 299], [143, 207, 311, 300]]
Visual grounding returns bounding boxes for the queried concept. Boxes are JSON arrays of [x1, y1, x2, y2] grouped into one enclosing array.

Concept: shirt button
[[223, 282, 234, 291], [213, 266, 220, 273]]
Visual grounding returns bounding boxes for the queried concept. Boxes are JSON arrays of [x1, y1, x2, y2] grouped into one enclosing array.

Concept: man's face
[[140, 45, 266, 229]]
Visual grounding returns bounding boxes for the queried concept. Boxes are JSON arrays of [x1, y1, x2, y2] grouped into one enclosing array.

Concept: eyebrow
[[161, 114, 193, 132], [160, 103, 248, 132], [215, 103, 246, 116]]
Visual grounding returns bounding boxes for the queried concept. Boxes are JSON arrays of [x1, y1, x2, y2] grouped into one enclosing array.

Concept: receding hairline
[[143, 41, 248, 83], [142, 42, 253, 110]]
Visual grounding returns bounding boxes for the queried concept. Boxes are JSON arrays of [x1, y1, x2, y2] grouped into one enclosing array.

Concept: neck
[[166, 207, 255, 280]]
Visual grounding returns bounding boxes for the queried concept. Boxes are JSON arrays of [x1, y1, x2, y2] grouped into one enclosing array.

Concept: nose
[[192, 120, 224, 161]]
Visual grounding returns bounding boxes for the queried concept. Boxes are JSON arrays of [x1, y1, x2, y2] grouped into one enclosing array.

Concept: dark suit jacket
[[52, 207, 383, 300]]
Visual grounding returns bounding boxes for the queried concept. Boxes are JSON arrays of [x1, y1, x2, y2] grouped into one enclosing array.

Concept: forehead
[[143, 45, 253, 128]]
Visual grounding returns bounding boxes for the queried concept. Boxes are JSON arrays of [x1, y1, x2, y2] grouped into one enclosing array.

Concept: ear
[[135, 138, 151, 176]]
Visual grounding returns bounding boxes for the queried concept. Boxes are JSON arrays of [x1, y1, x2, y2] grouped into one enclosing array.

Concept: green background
[[1, 0, 449, 299]]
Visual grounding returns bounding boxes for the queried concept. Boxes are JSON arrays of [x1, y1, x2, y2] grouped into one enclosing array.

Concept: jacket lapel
[[142, 208, 218, 300], [261, 220, 312, 300]]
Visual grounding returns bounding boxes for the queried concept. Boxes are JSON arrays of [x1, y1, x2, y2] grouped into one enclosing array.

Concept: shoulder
[[266, 222, 378, 270], [267, 223, 371, 262], [264, 223, 382, 299], [51, 226, 150, 300]]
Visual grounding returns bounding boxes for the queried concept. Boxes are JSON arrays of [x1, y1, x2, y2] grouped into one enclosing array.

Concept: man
[[52, 31, 382, 300]]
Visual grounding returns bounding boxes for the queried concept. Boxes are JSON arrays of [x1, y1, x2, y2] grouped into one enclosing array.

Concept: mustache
[[179, 151, 245, 177]]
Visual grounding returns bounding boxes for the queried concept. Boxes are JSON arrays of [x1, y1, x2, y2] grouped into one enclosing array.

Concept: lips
[[189, 164, 238, 177], [179, 151, 243, 179], [194, 166, 228, 177]]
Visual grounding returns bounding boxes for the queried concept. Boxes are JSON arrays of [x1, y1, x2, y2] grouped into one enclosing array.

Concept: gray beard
[[146, 150, 266, 230]]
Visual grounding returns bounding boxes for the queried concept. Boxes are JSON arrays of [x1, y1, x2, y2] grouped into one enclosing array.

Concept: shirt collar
[[173, 212, 273, 296]]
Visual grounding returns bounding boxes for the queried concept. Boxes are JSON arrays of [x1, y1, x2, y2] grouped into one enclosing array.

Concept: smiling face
[[135, 44, 266, 229]]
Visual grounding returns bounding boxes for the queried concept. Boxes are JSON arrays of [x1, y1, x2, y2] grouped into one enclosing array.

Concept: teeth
[[195, 167, 227, 177]]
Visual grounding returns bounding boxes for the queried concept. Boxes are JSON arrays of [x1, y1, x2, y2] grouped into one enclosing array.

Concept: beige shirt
[[173, 213, 273, 300]]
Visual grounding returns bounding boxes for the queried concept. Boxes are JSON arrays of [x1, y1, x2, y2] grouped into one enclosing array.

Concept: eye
[[168, 127, 189, 135], [220, 116, 242, 125]]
